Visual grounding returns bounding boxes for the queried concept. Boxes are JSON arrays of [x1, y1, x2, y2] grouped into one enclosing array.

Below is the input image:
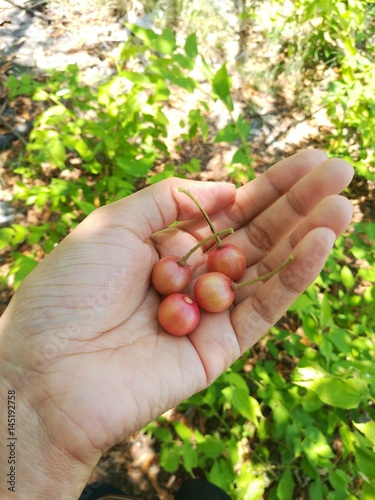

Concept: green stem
[[179, 228, 234, 265], [235, 254, 295, 289], [178, 187, 223, 246]]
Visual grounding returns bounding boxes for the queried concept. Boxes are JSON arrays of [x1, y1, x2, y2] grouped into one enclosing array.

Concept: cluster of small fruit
[[151, 187, 293, 337]]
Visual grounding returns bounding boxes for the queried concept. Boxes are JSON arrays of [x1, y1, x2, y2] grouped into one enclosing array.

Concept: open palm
[[0, 150, 353, 495]]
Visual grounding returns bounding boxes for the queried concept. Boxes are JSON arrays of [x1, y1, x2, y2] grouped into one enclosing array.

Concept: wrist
[[0, 319, 99, 498]]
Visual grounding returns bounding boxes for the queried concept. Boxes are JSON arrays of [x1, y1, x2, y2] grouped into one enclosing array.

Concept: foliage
[[1, 27, 253, 275], [295, 0, 374, 178], [268, 0, 374, 178]]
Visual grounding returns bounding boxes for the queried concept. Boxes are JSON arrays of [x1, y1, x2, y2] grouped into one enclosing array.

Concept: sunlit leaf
[[184, 33, 198, 59], [212, 64, 234, 111], [354, 421, 375, 448], [340, 265, 355, 290]]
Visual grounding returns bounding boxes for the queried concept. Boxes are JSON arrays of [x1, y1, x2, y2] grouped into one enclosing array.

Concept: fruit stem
[[235, 254, 295, 289], [179, 228, 234, 265], [178, 187, 223, 246]]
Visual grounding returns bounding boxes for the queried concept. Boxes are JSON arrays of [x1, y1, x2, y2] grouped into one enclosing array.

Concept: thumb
[[93, 177, 237, 240]]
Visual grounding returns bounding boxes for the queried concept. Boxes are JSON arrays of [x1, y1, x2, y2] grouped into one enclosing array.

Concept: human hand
[[0, 150, 354, 498]]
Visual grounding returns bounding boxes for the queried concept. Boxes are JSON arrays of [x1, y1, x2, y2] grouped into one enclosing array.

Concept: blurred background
[[0, 0, 374, 498]]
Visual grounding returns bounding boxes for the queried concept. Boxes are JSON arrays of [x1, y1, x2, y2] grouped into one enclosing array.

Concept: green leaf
[[320, 292, 332, 327], [289, 293, 314, 311], [174, 421, 193, 442], [121, 70, 154, 88], [115, 153, 154, 177], [293, 364, 369, 409], [363, 285, 375, 304], [172, 53, 195, 70], [328, 469, 350, 493], [328, 328, 351, 355], [309, 477, 323, 499], [128, 24, 176, 54], [277, 467, 295, 500], [303, 426, 335, 464], [237, 115, 250, 138], [10, 253, 38, 289], [354, 421, 375, 447], [232, 147, 251, 166], [0, 228, 14, 250], [8, 224, 29, 245], [212, 64, 234, 111], [158, 27, 177, 54], [126, 23, 157, 44], [48, 137, 66, 167], [182, 442, 198, 473], [311, 377, 368, 409], [184, 33, 198, 59], [225, 371, 248, 391], [208, 459, 235, 492], [68, 137, 94, 161], [33, 88, 49, 101], [74, 200, 96, 216], [199, 436, 226, 459], [152, 426, 173, 443], [200, 56, 215, 80], [160, 443, 181, 472], [354, 444, 375, 479], [214, 123, 237, 143], [359, 267, 375, 282], [148, 164, 174, 184], [340, 265, 355, 290], [232, 387, 260, 422], [362, 481, 375, 499], [188, 109, 209, 141]]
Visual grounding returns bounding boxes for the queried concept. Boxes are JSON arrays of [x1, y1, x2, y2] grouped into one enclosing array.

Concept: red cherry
[[194, 272, 235, 313], [207, 244, 246, 281], [151, 229, 234, 296], [151, 256, 191, 295], [195, 255, 295, 313], [158, 293, 200, 336]]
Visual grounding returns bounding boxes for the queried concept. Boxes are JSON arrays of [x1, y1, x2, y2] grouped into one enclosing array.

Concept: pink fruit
[[158, 293, 200, 336], [151, 228, 234, 296], [194, 272, 235, 313], [152, 257, 191, 296], [195, 255, 295, 313], [207, 244, 247, 281]]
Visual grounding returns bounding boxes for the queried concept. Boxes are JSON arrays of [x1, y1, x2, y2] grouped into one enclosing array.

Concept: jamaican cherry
[[194, 272, 234, 313], [152, 256, 191, 296], [158, 293, 200, 336], [151, 228, 233, 296], [194, 255, 295, 313], [207, 243, 246, 281]]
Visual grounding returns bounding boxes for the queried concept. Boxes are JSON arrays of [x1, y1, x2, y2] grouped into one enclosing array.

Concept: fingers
[[235, 194, 353, 303], [85, 178, 236, 241], [289, 194, 354, 249], [227, 149, 328, 228], [147, 150, 330, 260], [154, 149, 330, 244], [222, 157, 354, 264], [231, 226, 337, 353]]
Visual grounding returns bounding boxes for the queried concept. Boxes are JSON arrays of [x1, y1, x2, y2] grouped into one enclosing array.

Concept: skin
[[0, 150, 354, 498]]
